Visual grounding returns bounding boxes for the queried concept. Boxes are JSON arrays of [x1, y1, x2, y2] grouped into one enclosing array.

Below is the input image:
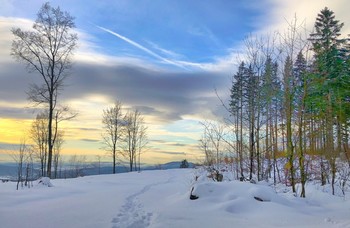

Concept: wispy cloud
[[75, 127, 100, 132], [188, 25, 221, 47], [169, 143, 187, 147], [154, 151, 186, 155], [146, 41, 183, 59], [79, 138, 100, 143], [96, 25, 188, 70]]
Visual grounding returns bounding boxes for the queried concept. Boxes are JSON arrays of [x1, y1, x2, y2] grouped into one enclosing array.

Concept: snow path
[[111, 174, 175, 228]]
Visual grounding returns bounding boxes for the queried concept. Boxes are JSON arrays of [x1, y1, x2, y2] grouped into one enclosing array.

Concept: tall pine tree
[[309, 7, 348, 194]]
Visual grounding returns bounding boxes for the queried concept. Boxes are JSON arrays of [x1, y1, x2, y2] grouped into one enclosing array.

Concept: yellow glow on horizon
[[0, 114, 203, 164], [0, 118, 32, 144], [0, 101, 204, 164]]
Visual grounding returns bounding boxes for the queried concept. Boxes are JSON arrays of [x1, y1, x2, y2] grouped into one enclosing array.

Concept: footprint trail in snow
[[111, 175, 174, 228]]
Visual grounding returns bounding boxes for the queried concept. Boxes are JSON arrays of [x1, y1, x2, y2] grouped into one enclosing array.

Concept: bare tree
[[199, 132, 215, 166], [30, 112, 48, 177], [137, 124, 148, 172], [11, 2, 78, 178], [53, 131, 64, 179], [67, 155, 86, 178], [200, 121, 226, 170], [11, 139, 27, 190], [29, 106, 74, 178], [279, 16, 307, 193], [102, 101, 123, 174], [24, 147, 34, 188], [123, 109, 147, 172]]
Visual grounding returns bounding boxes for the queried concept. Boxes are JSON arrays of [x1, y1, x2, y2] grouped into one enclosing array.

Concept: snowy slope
[[1, 169, 350, 228]]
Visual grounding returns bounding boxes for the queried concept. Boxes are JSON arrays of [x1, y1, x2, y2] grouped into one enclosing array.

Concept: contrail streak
[[97, 26, 187, 70]]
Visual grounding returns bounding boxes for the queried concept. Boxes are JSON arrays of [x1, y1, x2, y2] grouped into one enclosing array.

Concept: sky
[[0, 0, 349, 164]]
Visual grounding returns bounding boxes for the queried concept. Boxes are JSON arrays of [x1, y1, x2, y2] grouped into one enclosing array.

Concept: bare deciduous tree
[[199, 133, 215, 166], [25, 150, 34, 188], [53, 131, 64, 179], [67, 155, 86, 178], [279, 16, 307, 194], [102, 101, 123, 174], [123, 109, 147, 172], [11, 2, 78, 178], [30, 112, 48, 177], [11, 139, 27, 190], [200, 121, 226, 170], [137, 123, 148, 172], [29, 106, 74, 178]]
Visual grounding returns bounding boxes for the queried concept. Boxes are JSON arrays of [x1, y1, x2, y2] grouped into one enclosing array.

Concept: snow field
[[1, 168, 350, 228]]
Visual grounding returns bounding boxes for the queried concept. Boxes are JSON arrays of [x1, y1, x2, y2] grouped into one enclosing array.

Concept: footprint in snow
[[112, 199, 153, 228], [112, 186, 154, 228], [111, 176, 174, 228]]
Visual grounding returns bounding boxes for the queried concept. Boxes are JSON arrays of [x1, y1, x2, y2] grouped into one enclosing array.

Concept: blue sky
[[85, 0, 266, 64], [2, 0, 273, 69], [0, 0, 349, 163], [68, 1, 265, 64]]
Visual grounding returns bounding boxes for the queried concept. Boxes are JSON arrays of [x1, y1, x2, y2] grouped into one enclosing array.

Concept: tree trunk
[[286, 108, 295, 193], [249, 112, 255, 180], [113, 145, 116, 174], [265, 108, 270, 180], [47, 90, 53, 178], [298, 107, 306, 197], [239, 99, 244, 178]]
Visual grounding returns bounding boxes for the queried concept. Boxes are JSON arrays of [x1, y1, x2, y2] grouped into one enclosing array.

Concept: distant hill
[[153, 161, 195, 170], [82, 161, 195, 176], [0, 163, 17, 178], [0, 161, 196, 179]]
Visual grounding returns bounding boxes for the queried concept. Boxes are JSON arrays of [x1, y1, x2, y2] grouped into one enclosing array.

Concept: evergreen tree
[[229, 62, 246, 178], [309, 7, 349, 194], [283, 56, 296, 193], [244, 65, 258, 180], [180, 159, 189, 168], [294, 51, 308, 197], [261, 56, 281, 181], [309, 7, 345, 54]]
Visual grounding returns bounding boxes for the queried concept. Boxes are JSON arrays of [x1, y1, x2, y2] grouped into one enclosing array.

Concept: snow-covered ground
[[1, 168, 350, 228]]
